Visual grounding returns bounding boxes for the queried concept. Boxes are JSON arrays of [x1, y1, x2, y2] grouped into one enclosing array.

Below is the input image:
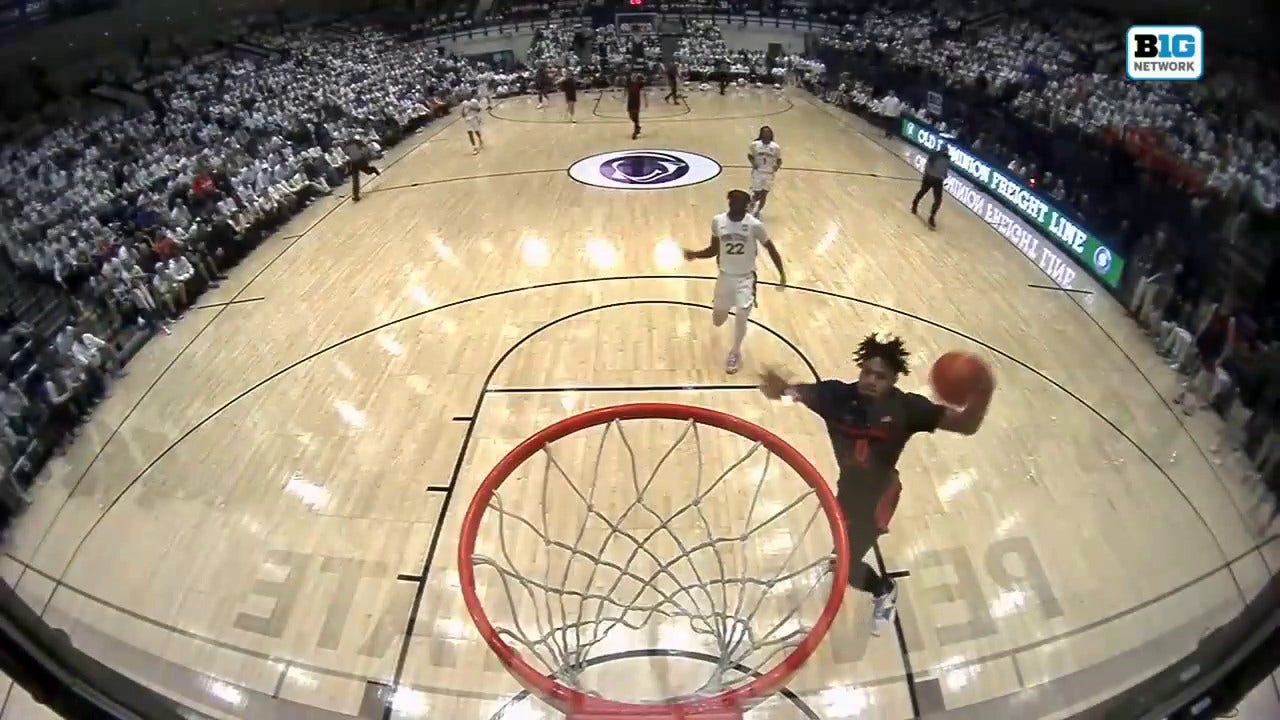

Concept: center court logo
[[567, 150, 722, 190]]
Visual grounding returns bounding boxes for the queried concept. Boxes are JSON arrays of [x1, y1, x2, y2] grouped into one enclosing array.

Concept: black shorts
[[564, 89, 577, 103], [627, 105, 640, 120], [838, 471, 902, 535], [921, 176, 944, 193]]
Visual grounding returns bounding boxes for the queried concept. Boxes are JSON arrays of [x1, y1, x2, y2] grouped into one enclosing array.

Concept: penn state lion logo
[[568, 149, 722, 190], [601, 151, 690, 185]]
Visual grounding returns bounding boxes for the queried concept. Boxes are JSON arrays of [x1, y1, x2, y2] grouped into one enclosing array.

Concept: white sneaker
[[472, 147, 478, 155], [870, 579, 898, 637], [725, 350, 741, 375]]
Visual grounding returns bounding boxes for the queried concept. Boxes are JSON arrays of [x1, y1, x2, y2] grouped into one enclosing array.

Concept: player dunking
[[560, 68, 577, 123], [683, 189, 786, 374], [747, 126, 781, 217], [461, 92, 485, 155], [626, 72, 647, 140], [758, 336, 995, 635]]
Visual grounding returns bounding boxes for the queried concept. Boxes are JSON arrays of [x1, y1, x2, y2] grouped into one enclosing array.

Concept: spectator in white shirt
[[168, 257, 195, 301], [877, 91, 903, 137], [152, 267, 183, 318]]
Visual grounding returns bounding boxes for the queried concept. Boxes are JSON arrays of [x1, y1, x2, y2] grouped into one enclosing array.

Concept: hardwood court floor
[[1, 90, 1277, 720]]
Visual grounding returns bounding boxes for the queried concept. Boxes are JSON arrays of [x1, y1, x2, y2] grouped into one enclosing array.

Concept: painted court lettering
[[918, 546, 998, 646], [233, 549, 309, 637], [239, 540, 1061, 667], [831, 536, 1062, 664], [357, 587, 414, 658], [987, 536, 1064, 619], [235, 551, 406, 656], [316, 557, 387, 650]]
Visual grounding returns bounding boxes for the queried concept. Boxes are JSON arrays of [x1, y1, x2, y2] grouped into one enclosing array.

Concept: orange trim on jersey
[[875, 474, 902, 533]]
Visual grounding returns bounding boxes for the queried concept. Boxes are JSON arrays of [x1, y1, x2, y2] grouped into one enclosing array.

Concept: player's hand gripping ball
[[929, 352, 993, 407]]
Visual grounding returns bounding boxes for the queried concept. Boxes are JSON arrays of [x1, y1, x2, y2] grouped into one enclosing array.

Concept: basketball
[[929, 351, 990, 406]]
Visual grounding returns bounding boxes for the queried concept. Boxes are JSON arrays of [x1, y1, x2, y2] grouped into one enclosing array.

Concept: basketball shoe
[[869, 578, 898, 637]]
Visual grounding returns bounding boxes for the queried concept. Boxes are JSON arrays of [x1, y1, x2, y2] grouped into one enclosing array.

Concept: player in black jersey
[[560, 68, 578, 123], [663, 61, 681, 104], [758, 334, 994, 635], [535, 65, 550, 109], [626, 73, 647, 140]]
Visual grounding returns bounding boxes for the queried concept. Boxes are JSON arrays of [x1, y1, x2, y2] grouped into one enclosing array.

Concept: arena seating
[[809, 3, 1278, 514], [2, 0, 1276, 536], [0, 28, 466, 529]]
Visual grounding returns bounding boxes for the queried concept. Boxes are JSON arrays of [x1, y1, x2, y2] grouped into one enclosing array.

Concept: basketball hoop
[[458, 403, 849, 719]]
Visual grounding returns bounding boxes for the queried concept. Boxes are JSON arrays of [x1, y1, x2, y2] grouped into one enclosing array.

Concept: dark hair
[[853, 333, 911, 375], [727, 189, 751, 203]]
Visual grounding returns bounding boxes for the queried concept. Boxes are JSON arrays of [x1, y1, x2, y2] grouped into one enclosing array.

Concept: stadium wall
[[1063, 0, 1274, 54], [0, 0, 366, 90]]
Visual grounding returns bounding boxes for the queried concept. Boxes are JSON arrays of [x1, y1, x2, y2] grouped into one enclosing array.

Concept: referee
[[345, 137, 381, 203], [911, 145, 948, 229], [663, 60, 681, 104]]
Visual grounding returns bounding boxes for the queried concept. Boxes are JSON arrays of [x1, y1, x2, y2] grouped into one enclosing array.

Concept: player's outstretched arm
[[762, 239, 786, 287], [758, 367, 827, 412], [936, 371, 996, 436], [683, 235, 719, 261]]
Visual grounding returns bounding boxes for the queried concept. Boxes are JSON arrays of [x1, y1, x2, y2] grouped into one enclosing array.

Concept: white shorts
[[465, 116, 482, 131], [751, 170, 775, 193], [713, 272, 756, 313]]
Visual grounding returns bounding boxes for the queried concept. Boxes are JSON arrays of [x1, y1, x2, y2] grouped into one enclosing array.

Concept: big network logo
[[1126, 25, 1204, 81]]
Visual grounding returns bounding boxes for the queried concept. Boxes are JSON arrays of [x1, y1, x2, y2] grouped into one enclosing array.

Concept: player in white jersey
[[682, 189, 787, 374], [461, 92, 485, 154], [747, 126, 782, 217], [476, 71, 494, 109]]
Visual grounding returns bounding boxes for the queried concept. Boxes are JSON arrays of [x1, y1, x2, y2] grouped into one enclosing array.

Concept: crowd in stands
[[0, 28, 479, 523], [674, 20, 783, 83], [518, 18, 786, 88], [812, 3, 1279, 510], [817, 5, 1276, 236]]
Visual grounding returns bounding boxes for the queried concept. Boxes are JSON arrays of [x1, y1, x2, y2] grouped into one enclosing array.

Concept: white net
[[469, 412, 840, 705]]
